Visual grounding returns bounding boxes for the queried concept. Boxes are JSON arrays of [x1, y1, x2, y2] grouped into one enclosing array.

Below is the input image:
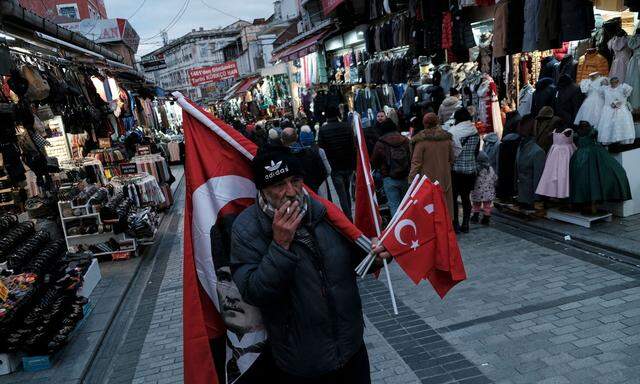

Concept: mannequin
[[535, 119, 576, 199], [574, 72, 607, 128], [570, 121, 631, 214], [597, 77, 635, 145], [496, 111, 522, 201], [516, 115, 546, 210]]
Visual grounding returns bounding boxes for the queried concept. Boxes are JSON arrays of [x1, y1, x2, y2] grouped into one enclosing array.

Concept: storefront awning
[[224, 76, 260, 100], [272, 29, 331, 63]]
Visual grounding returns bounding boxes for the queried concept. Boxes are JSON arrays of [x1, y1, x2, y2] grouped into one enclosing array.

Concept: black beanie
[[251, 146, 304, 189]]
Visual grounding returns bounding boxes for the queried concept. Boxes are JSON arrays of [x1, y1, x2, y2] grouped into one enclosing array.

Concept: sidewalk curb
[[493, 211, 640, 261]]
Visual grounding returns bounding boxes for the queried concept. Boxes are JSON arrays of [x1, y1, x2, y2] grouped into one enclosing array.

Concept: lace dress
[[597, 84, 635, 145]]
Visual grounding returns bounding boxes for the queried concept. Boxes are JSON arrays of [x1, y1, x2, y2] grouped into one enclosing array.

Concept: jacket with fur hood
[[438, 96, 461, 124]]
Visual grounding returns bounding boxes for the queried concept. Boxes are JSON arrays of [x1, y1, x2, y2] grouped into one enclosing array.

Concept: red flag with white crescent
[[381, 179, 466, 298], [179, 95, 367, 384], [353, 114, 382, 238]]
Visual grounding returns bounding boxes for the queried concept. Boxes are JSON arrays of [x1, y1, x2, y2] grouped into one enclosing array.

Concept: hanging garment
[[537, 0, 561, 51], [559, 0, 595, 43], [496, 132, 522, 199], [516, 136, 546, 205], [576, 50, 610, 83], [536, 130, 577, 198], [574, 76, 607, 128], [570, 126, 631, 204], [522, 0, 540, 52], [608, 36, 633, 82], [626, 34, 640, 110], [531, 78, 556, 118], [534, 106, 563, 153], [553, 75, 584, 125], [518, 84, 535, 115], [597, 84, 636, 145]]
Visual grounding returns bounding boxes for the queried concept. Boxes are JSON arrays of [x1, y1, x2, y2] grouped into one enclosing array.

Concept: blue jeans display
[[383, 177, 408, 216]]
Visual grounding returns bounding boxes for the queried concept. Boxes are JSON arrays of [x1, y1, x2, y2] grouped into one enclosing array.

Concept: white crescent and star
[[394, 219, 419, 251]]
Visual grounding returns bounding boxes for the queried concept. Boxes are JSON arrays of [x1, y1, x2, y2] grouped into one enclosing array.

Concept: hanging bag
[[21, 64, 50, 101]]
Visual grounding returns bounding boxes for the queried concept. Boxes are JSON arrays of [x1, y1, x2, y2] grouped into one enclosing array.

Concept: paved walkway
[[23, 173, 624, 383]]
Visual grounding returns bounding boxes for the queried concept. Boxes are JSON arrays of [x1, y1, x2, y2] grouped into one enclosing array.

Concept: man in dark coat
[[230, 146, 390, 383], [318, 106, 356, 218]]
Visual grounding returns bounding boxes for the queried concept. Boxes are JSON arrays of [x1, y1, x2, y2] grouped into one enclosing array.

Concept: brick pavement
[[92, 183, 640, 384]]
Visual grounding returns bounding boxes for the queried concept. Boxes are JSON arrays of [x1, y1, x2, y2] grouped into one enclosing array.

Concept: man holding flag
[[230, 145, 391, 383]]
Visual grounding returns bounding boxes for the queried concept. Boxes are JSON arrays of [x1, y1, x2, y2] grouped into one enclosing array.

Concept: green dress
[[570, 128, 632, 204]]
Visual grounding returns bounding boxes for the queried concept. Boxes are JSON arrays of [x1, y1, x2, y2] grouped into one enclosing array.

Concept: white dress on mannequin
[[597, 83, 635, 145], [574, 76, 606, 128]]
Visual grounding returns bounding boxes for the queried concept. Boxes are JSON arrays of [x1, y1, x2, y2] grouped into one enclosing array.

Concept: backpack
[[383, 138, 410, 179]]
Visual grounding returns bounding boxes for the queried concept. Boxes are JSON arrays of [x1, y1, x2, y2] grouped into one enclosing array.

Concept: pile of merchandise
[[0, 214, 94, 356]]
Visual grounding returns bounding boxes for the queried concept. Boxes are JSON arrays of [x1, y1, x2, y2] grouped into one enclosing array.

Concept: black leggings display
[[452, 172, 477, 229]]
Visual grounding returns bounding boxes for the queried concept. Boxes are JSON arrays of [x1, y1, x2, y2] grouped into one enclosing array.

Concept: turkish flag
[[353, 114, 382, 238], [178, 94, 367, 384], [382, 180, 466, 298]]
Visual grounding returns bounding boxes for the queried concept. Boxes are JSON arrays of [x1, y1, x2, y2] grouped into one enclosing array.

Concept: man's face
[[261, 175, 304, 209], [216, 266, 263, 334], [376, 112, 387, 123]]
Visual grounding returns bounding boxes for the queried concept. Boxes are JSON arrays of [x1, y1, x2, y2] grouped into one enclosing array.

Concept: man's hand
[[273, 200, 303, 250], [371, 238, 392, 263]]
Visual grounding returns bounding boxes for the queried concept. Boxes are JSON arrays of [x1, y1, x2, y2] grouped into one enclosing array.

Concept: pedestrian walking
[[449, 108, 480, 233], [370, 119, 411, 216], [230, 146, 391, 384], [409, 112, 455, 217], [318, 106, 356, 218], [470, 151, 498, 225], [282, 127, 327, 193]]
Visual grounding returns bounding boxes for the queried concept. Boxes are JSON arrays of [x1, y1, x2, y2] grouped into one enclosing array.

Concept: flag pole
[[353, 114, 398, 315], [173, 91, 371, 255], [359, 176, 430, 277]]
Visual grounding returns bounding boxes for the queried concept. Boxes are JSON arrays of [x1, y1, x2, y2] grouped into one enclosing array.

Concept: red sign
[[188, 62, 239, 86], [322, 0, 345, 15]]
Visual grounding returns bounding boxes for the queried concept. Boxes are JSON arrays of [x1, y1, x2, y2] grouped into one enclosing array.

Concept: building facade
[[140, 22, 250, 104], [19, 0, 107, 21]]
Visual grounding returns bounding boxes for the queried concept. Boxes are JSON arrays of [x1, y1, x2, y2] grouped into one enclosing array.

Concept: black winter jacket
[[318, 118, 356, 173], [553, 75, 584, 125], [230, 198, 366, 377], [531, 78, 556, 118]]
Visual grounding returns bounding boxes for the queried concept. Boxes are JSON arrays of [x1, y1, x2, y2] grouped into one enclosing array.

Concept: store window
[[88, 5, 101, 19], [56, 3, 80, 20]]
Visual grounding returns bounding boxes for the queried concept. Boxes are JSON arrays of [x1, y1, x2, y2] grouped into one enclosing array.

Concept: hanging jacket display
[[559, 0, 595, 43], [608, 35, 633, 82], [553, 75, 584, 125], [576, 50, 610, 83], [522, 0, 540, 53], [492, 0, 524, 58], [530, 78, 556, 118], [516, 136, 546, 206], [626, 33, 640, 110], [537, 0, 561, 51]]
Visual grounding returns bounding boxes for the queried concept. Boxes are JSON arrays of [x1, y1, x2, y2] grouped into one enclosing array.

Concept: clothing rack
[[130, 154, 171, 184], [109, 173, 166, 208]]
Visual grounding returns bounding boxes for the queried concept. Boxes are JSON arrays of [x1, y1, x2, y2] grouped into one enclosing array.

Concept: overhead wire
[[198, 0, 241, 20], [126, 0, 148, 20], [140, 0, 192, 42]]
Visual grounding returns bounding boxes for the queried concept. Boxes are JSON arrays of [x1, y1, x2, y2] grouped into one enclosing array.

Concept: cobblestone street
[[77, 180, 640, 384]]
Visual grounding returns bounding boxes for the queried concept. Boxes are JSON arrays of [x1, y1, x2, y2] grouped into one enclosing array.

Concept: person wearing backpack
[[371, 120, 411, 216]]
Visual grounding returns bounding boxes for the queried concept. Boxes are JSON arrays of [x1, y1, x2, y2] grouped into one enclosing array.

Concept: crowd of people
[[225, 89, 507, 235]]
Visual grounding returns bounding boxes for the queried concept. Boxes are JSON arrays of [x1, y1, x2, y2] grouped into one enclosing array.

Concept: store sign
[[60, 18, 140, 52], [321, 0, 345, 15], [188, 62, 239, 86], [137, 145, 151, 155], [120, 163, 138, 175]]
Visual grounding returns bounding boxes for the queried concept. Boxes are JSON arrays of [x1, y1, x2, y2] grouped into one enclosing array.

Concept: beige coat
[[409, 128, 455, 217]]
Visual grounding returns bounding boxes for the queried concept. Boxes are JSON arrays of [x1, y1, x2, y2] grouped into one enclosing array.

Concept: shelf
[[66, 232, 111, 240], [62, 213, 100, 221]]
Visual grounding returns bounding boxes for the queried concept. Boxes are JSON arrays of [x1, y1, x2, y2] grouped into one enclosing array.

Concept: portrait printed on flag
[[210, 214, 267, 384]]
